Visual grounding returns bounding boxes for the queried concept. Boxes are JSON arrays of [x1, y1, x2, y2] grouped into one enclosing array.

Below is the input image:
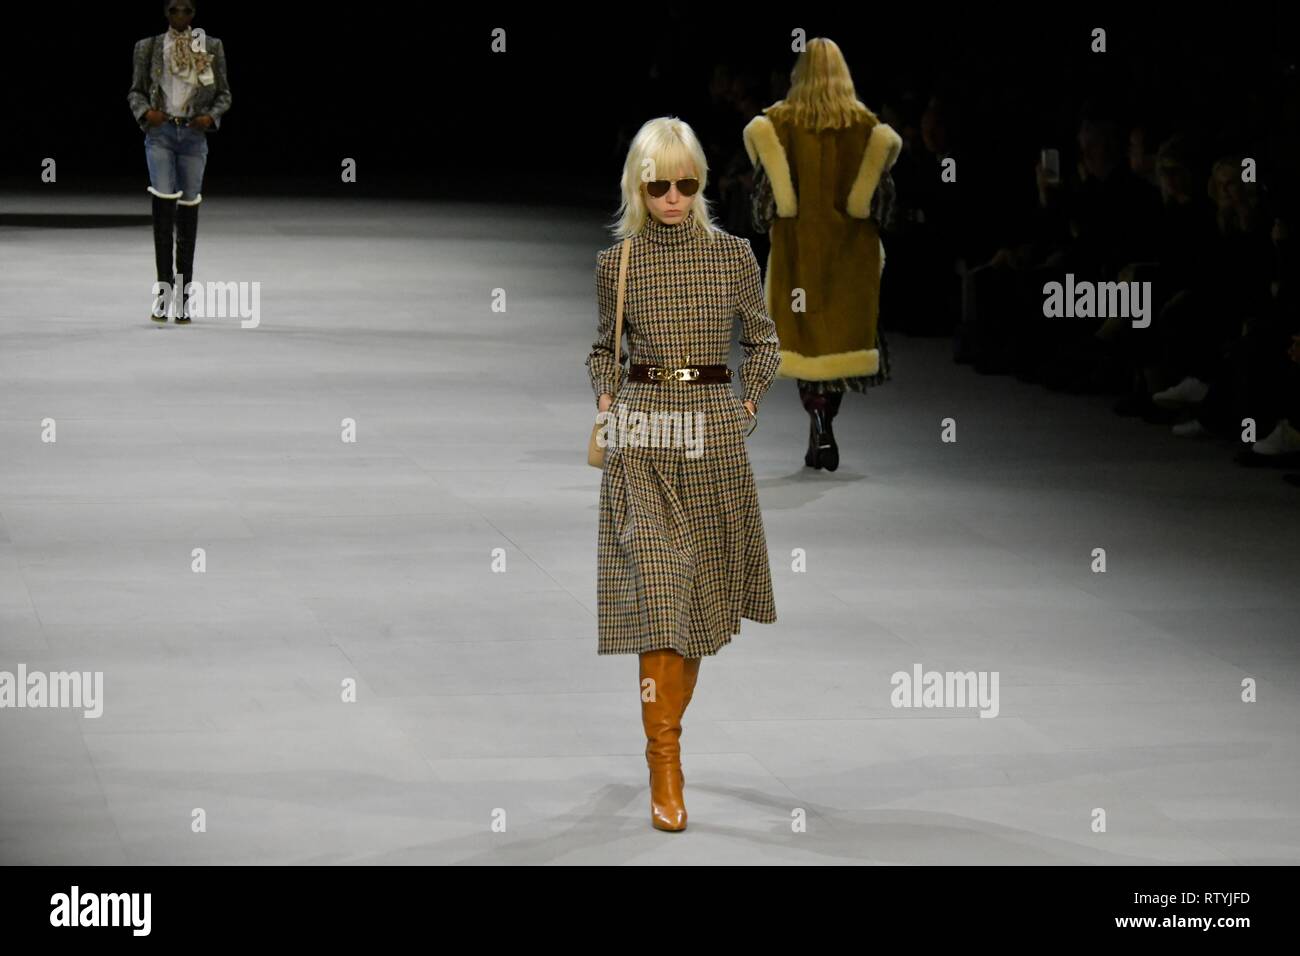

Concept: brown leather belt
[[628, 363, 732, 384]]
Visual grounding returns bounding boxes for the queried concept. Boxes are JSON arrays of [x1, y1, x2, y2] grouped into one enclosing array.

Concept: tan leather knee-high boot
[[678, 656, 701, 786], [640, 648, 687, 831], [681, 656, 701, 714]]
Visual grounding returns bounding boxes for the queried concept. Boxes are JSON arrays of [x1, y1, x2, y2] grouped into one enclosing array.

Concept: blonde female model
[[585, 117, 781, 831], [743, 38, 902, 470]]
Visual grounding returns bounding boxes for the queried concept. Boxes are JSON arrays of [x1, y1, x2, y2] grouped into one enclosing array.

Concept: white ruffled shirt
[[161, 30, 214, 116]]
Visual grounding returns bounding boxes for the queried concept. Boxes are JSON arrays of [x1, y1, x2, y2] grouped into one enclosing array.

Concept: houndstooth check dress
[[585, 209, 782, 658]]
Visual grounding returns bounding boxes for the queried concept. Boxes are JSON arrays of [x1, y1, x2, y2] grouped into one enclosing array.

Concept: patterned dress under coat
[[585, 210, 781, 658]]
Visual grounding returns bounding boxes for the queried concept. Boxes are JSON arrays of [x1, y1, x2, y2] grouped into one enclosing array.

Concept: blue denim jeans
[[144, 122, 208, 203]]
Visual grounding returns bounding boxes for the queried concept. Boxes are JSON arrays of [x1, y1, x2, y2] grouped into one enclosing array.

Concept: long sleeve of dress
[[585, 247, 624, 404], [734, 238, 781, 409]]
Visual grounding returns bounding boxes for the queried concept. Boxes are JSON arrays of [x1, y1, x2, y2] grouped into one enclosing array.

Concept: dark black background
[[1, 1, 1295, 209]]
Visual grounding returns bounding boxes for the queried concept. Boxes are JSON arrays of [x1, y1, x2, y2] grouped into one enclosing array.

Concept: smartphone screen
[[1041, 148, 1061, 184]]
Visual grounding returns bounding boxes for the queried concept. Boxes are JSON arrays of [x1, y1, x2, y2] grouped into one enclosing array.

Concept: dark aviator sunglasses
[[645, 178, 699, 198]]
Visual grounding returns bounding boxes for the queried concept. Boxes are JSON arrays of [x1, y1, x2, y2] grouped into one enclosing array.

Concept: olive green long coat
[[743, 108, 902, 380]]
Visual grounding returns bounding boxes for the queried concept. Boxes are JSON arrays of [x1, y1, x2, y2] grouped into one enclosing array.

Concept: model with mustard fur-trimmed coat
[[742, 38, 902, 470]]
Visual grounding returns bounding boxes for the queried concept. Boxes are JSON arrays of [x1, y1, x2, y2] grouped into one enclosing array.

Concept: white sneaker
[[1251, 419, 1300, 456], [1153, 376, 1210, 408], [1172, 419, 1208, 438]]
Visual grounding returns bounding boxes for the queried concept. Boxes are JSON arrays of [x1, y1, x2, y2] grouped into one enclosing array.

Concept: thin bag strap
[[611, 237, 631, 397]]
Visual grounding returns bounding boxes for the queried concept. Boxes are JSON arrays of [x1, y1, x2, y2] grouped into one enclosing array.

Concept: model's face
[[166, 2, 195, 31], [643, 167, 699, 225]]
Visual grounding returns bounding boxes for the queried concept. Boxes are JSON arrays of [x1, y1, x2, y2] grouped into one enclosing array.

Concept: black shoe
[[816, 408, 839, 471], [803, 406, 839, 471], [822, 391, 842, 471], [174, 201, 200, 324], [800, 389, 842, 471], [151, 195, 177, 321], [804, 417, 822, 469]]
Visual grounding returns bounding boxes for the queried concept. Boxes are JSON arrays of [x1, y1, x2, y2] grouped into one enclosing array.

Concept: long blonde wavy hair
[[611, 116, 720, 240], [765, 38, 878, 131]]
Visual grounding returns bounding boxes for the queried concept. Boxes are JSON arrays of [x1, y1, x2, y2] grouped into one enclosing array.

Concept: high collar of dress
[[642, 209, 698, 246]]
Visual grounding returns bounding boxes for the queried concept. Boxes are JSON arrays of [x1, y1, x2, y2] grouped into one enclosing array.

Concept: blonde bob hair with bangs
[[611, 116, 720, 241]]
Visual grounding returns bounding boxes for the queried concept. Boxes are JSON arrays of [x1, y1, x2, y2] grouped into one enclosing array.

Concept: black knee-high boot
[[799, 385, 840, 471], [150, 195, 177, 321], [174, 202, 200, 323], [821, 390, 842, 471]]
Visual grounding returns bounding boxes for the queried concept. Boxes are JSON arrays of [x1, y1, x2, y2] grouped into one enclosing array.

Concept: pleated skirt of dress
[[595, 420, 777, 659]]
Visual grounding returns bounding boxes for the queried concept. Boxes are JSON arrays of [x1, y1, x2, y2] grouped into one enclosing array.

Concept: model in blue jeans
[[129, 0, 232, 324], [145, 120, 209, 321], [146, 122, 208, 201]]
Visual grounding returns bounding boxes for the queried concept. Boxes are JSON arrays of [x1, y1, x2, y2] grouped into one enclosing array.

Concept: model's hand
[[145, 109, 166, 127], [598, 393, 613, 413], [190, 114, 213, 130], [743, 400, 756, 417]]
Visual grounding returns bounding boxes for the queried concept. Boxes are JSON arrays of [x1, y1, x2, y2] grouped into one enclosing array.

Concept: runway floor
[[1, 194, 1297, 864]]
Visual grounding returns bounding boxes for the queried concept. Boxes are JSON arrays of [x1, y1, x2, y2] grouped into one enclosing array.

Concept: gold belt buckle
[[643, 363, 699, 383]]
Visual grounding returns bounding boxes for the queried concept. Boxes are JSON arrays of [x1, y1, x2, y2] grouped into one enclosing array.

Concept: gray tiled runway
[[2, 195, 1297, 864]]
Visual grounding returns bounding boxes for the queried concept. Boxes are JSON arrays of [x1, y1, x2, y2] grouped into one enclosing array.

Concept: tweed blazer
[[127, 32, 232, 131]]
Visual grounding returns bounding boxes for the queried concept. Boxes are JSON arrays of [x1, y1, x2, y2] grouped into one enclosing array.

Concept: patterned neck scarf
[[167, 27, 213, 84]]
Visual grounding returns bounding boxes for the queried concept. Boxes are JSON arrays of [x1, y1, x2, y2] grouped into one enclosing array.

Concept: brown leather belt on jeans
[[628, 363, 732, 384]]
